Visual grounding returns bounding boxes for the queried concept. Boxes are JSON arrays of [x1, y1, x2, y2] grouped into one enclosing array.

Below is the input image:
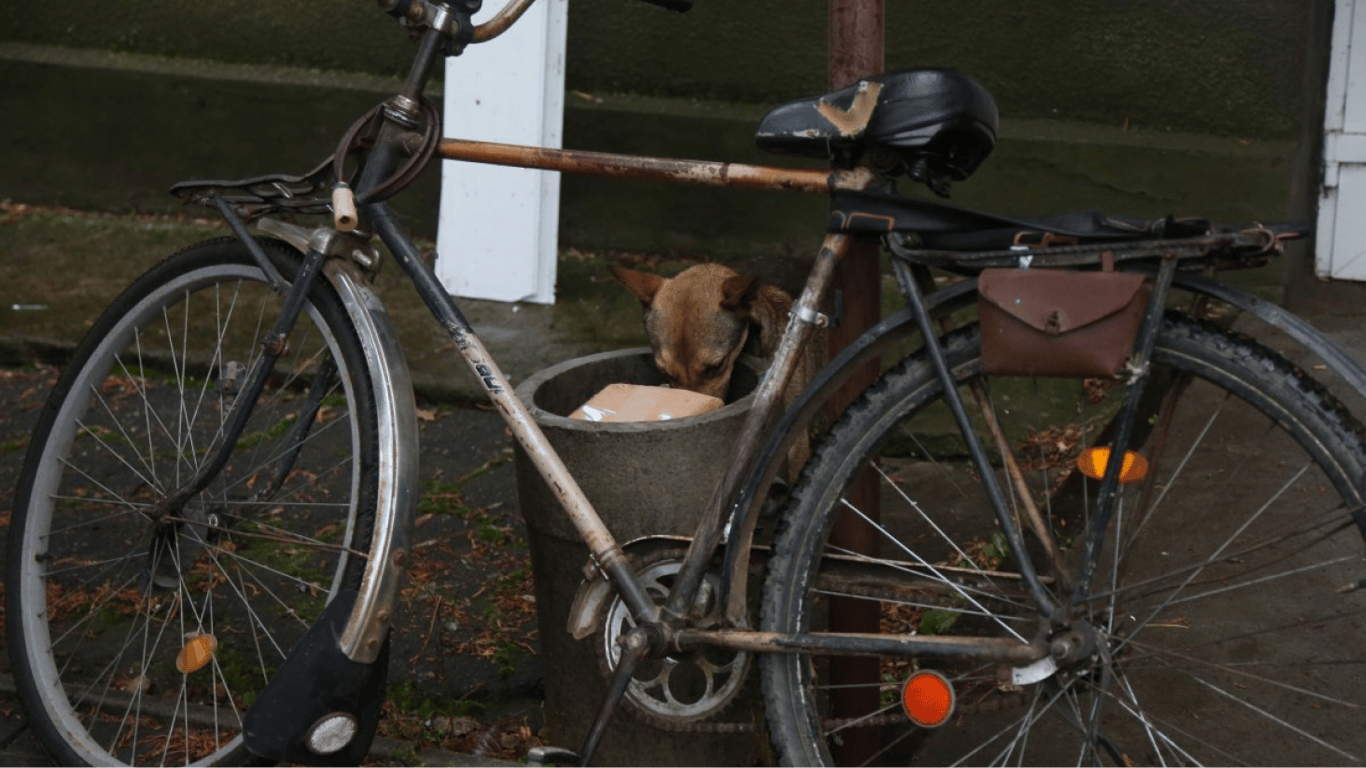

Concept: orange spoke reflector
[[1076, 446, 1149, 484], [901, 669, 955, 728], [176, 633, 218, 674]]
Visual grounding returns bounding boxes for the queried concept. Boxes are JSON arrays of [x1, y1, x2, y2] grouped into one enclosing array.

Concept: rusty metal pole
[[828, 0, 884, 764]]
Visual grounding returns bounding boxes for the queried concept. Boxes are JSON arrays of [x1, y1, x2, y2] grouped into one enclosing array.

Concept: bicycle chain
[[655, 718, 760, 733]]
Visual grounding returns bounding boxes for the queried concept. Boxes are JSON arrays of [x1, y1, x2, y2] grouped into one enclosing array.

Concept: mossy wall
[[569, 0, 1309, 140], [0, 0, 1334, 293], [2, 0, 1314, 140]]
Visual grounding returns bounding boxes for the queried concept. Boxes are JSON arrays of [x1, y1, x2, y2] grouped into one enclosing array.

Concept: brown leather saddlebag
[[977, 268, 1150, 378]]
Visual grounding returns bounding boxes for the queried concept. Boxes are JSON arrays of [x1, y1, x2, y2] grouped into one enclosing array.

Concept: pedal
[[526, 745, 582, 766]]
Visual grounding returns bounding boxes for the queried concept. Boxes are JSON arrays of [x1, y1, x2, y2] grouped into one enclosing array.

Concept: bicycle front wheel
[[762, 315, 1366, 766], [6, 237, 383, 766]]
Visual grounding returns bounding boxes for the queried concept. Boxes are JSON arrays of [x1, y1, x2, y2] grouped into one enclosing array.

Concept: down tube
[[366, 202, 661, 623]]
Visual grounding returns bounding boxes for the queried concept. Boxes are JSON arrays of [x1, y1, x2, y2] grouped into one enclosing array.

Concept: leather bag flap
[[977, 269, 1147, 335]]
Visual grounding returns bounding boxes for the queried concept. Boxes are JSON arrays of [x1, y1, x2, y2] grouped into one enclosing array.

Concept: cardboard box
[[570, 383, 723, 423]]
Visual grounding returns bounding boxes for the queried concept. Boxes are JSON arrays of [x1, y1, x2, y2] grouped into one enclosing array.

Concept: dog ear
[[609, 265, 665, 307], [720, 273, 763, 312]]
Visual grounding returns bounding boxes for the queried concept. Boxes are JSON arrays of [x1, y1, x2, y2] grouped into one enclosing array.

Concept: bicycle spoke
[[1117, 633, 1366, 709], [840, 498, 1032, 642], [1091, 505, 1354, 610], [71, 412, 164, 499], [819, 538, 1034, 603], [871, 461, 987, 572]]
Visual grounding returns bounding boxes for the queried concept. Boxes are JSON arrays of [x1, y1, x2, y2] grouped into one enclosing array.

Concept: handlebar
[[471, 0, 535, 42]]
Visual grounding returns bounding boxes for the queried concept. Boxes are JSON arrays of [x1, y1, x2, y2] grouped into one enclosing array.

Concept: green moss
[[235, 414, 299, 450], [918, 608, 960, 636], [388, 678, 486, 720], [213, 642, 274, 707]]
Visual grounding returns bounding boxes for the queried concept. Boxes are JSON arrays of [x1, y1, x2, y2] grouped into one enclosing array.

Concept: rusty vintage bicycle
[[10, 0, 1366, 765]]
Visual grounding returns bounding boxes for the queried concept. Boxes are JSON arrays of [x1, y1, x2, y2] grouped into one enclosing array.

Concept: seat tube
[[664, 232, 849, 623]]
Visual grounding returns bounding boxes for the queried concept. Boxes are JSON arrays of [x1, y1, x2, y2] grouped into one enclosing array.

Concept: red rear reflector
[[902, 669, 955, 728]]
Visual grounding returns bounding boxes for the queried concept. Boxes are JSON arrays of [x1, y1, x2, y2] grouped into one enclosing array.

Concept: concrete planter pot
[[513, 347, 766, 766]]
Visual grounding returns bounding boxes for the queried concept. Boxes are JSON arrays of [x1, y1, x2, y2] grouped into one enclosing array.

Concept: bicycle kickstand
[[562, 624, 659, 766]]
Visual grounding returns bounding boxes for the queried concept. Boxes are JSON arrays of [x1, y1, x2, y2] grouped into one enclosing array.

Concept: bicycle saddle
[[755, 68, 998, 195]]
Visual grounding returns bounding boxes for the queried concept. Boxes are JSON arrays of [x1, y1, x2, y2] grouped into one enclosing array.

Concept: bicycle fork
[[174, 205, 421, 764], [149, 200, 328, 520]]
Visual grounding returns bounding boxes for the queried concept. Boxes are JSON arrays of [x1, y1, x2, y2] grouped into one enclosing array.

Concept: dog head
[[609, 263, 767, 399]]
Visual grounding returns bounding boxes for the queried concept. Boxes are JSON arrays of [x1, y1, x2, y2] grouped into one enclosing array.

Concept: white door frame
[[1317, 0, 1366, 281]]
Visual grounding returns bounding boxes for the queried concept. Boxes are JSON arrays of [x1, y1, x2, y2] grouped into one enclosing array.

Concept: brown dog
[[609, 262, 821, 480], [609, 263, 792, 398]]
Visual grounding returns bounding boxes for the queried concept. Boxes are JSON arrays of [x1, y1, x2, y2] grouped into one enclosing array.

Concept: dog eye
[[702, 363, 724, 379]]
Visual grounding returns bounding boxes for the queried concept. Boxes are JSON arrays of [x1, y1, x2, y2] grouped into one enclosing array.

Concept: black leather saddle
[[755, 68, 999, 194]]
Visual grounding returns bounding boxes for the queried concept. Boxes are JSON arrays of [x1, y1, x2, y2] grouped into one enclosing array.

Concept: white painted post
[[436, 0, 567, 304]]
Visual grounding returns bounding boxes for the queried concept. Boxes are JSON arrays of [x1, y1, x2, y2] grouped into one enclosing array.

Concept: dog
[[609, 262, 822, 481]]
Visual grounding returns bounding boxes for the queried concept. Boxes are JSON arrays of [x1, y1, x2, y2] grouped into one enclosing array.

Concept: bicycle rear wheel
[[6, 237, 382, 766], [762, 315, 1366, 766]]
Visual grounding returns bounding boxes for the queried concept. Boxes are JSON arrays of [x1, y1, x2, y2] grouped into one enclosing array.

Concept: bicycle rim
[[6, 238, 380, 766], [761, 316, 1366, 766]]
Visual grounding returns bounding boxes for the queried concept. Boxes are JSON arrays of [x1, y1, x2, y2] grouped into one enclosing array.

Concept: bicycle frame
[[181, 0, 1366, 762], [364, 148, 1049, 664]]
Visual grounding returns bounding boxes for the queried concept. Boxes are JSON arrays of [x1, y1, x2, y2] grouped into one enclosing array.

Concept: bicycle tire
[[761, 315, 1366, 766], [6, 237, 383, 766]]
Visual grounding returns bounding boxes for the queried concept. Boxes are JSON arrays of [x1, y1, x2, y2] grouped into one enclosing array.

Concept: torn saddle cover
[[977, 268, 1150, 378]]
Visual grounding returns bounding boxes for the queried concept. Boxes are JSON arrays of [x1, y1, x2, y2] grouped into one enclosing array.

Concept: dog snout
[[663, 366, 731, 399]]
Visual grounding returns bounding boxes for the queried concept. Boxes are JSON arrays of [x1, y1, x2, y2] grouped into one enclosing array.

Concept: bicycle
[[8, 0, 1366, 765]]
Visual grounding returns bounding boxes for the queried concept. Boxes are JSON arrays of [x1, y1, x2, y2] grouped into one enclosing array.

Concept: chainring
[[595, 550, 752, 727]]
